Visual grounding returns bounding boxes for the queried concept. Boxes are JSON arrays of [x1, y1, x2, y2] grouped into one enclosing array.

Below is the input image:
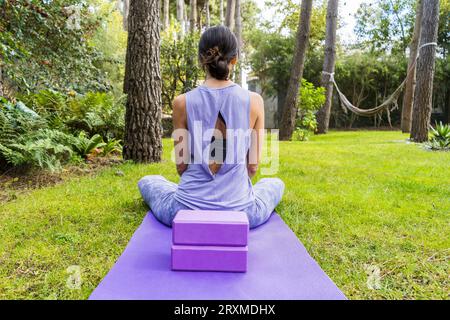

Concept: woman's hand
[[176, 164, 188, 176], [247, 164, 258, 179]]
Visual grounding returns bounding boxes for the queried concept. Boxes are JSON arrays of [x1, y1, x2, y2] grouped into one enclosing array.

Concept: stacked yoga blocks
[[171, 210, 249, 272]]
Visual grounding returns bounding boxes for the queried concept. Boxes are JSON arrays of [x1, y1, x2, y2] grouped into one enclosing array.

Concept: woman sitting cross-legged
[[138, 25, 285, 229]]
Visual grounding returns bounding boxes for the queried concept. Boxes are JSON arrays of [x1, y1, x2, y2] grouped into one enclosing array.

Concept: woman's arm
[[172, 94, 189, 176], [248, 92, 265, 179]]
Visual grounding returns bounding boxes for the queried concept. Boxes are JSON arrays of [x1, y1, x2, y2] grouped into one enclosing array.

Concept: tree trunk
[[234, 0, 242, 85], [123, 0, 163, 162], [189, 0, 197, 32], [277, 86, 287, 127], [197, 2, 202, 30], [447, 89, 450, 124], [185, 0, 197, 91], [316, 0, 339, 134], [184, 1, 189, 32], [176, 0, 185, 35], [279, 0, 313, 141], [401, 0, 423, 133], [205, 0, 210, 28], [163, 0, 170, 29], [225, 0, 235, 31], [122, 0, 130, 30], [410, 0, 440, 142], [0, 64, 3, 97], [220, 0, 224, 24]]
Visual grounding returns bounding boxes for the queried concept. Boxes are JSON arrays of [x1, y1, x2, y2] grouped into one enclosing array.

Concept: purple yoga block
[[172, 210, 249, 246], [171, 245, 248, 272]]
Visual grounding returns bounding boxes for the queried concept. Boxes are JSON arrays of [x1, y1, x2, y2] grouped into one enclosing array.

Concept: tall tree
[[0, 65, 3, 97], [410, 0, 440, 142], [183, 1, 188, 31], [401, 0, 423, 133], [234, 0, 242, 85], [205, 0, 211, 28], [189, 0, 197, 32], [123, 0, 163, 162], [1, 1, 109, 94], [176, 0, 185, 34], [279, 0, 313, 141], [225, 0, 235, 31], [355, 0, 415, 54], [220, 0, 224, 24], [163, 0, 170, 30], [197, 2, 203, 30], [122, 0, 130, 31], [316, 0, 339, 134]]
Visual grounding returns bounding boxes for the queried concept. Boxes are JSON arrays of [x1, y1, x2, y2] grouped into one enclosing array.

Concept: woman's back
[[174, 83, 255, 212], [138, 25, 284, 229]]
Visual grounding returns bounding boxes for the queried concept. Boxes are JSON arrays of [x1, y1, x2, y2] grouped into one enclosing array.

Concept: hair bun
[[199, 26, 238, 80], [206, 46, 221, 59]]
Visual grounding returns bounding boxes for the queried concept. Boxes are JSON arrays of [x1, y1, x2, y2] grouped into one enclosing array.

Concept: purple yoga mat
[[89, 212, 346, 300]]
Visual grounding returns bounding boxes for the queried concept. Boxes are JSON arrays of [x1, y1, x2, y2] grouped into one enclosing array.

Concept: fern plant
[[9, 139, 72, 172], [101, 139, 123, 157], [18, 89, 69, 130], [71, 132, 106, 158], [0, 129, 74, 172], [1, 99, 77, 171], [66, 92, 125, 140], [0, 100, 46, 143]]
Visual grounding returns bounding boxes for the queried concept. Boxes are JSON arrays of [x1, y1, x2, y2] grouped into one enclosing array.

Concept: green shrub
[[292, 128, 311, 141], [293, 79, 325, 141], [298, 110, 318, 132], [298, 79, 326, 112]]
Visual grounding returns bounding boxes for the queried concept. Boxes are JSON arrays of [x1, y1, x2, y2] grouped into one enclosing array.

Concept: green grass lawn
[[0, 131, 449, 299]]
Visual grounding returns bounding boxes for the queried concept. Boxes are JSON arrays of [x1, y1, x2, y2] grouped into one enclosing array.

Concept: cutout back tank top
[[174, 83, 255, 212]]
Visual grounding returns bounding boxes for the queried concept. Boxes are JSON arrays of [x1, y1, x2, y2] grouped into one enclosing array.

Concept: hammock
[[322, 42, 437, 126]]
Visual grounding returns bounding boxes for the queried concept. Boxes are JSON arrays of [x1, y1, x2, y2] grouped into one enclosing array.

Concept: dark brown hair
[[199, 26, 238, 80]]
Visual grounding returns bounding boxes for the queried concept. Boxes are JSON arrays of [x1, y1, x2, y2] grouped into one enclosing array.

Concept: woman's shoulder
[[226, 84, 260, 104], [248, 91, 264, 114], [248, 91, 263, 104], [172, 93, 187, 113]]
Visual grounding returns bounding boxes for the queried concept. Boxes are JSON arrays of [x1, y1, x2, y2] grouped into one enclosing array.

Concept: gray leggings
[[138, 176, 285, 229]]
